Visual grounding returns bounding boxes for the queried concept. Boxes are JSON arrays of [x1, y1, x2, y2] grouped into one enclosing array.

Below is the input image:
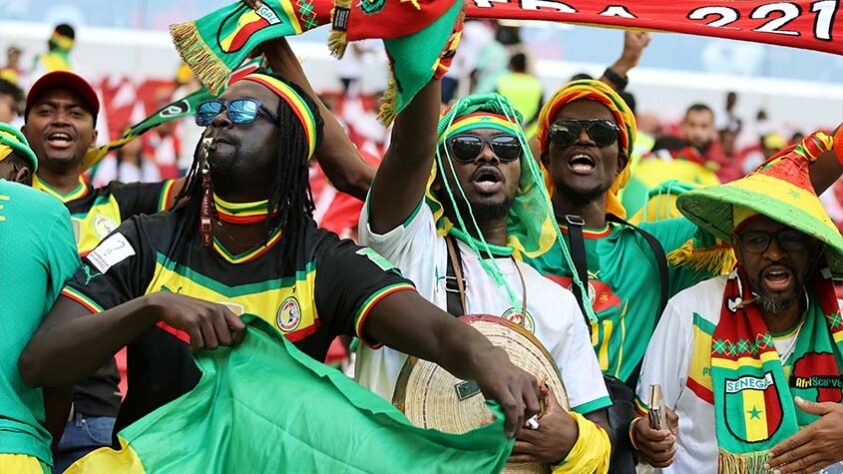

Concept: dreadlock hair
[[172, 70, 324, 264]]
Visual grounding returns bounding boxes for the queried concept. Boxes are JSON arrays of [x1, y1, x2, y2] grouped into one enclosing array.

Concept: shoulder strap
[[444, 235, 468, 317], [607, 214, 669, 318], [562, 215, 591, 330]]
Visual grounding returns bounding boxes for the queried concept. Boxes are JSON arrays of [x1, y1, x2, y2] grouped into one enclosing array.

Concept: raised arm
[[598, 31, 651, 91], [261, 38, 374, 201], [809, 125, 842, 195], [367, 79, 442, 234]]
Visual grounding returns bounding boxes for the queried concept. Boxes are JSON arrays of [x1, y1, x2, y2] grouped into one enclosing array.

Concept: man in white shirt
[[355, 78, 613, 472], [633, 130, 843, 474]]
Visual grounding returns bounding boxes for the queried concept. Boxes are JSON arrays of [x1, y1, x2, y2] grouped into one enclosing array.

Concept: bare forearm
[[20, 297, 157, 387], [365, 291, 495, 380], [263, 38, 374, 200], [369, 80, 441, 233]]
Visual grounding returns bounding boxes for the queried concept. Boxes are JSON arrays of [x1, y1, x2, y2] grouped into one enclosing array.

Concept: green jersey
[[525, 217, 715, 383], [0, 180, 80, 466]]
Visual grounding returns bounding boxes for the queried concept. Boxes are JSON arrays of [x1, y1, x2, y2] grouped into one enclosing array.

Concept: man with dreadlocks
[[20, 69, 543, 442], [528, 79, 843, 471], [0, 124, 79, 474], [634, 130, 843, 473], [355, 76, 612, 472]]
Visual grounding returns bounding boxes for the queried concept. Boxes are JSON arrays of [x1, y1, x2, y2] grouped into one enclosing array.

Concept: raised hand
[[765, 397, 843, 474]]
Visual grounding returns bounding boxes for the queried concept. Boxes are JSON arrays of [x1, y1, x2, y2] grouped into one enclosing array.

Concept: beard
[[752, 263, 804, 314], [445, 194, 513, 224]]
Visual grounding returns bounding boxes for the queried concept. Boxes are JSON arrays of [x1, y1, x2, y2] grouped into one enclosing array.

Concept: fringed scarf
[[712, 267, 843, 472]]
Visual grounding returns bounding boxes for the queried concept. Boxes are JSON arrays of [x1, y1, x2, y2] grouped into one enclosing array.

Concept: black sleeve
[[109, 180, 174, 220], [61, 217, 156, 313], [313, 235, 415, 346]]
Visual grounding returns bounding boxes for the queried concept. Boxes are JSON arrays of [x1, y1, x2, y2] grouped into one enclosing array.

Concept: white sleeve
[[553, 299, 611, 414], [358, 195, 437, 263], [635, 299, 694, 411]]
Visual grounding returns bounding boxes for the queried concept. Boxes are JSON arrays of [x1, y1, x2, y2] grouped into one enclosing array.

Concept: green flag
[[66, 317, 514, 473], [83, 87, 213, 171]]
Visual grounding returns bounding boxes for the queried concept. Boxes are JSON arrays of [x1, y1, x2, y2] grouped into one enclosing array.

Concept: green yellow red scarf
[[712, 267, 843, 472]]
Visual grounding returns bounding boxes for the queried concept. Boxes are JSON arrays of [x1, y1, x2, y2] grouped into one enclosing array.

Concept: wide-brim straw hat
[[677, 131, 843, 276], [393, 315, 568, 474]]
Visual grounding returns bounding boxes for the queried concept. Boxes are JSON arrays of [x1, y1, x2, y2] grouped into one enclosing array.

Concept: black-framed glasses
[[446, 134, 522, 163], [195, 99, 279, 127], [737, 229, 813, 254], [548, 119, 619, 148]]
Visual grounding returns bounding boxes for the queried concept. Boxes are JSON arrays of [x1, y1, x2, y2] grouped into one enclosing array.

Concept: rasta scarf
[[170, 0, 463, 124], [712, 267, 843, 472]]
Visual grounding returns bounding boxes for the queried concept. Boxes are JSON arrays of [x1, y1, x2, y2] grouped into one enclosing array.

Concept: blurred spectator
[[172, 64, 204, 174], [471, 22, 510, 94], [715, 91, 742, 133], [116, 137, 160, 183], [0, 79, 23, 124], [0, 45, 23, 85], [741, 132, 786, 173], [680, 103, 717, 156], [442, 21, 489, 104], [789, 131, 805, 146], [32, 24, 76, 77], [495, 52, 543, 134]]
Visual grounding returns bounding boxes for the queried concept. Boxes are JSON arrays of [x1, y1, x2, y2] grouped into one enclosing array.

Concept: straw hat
[[393, 315, 568, 474], [677, 131, 843, 275]]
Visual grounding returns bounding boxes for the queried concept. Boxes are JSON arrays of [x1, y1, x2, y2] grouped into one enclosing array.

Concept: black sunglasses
[[445, 134, 522, 163], [548, 119, 620, 148], [737, 229, 813, 254], [195, 98, 279, 127]]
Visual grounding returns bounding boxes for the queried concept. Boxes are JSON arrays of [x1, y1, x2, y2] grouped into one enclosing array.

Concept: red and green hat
[[677, 130, 843, 275]]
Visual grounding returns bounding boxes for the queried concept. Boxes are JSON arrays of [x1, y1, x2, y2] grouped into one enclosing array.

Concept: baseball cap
[[25, 71, 100, 123]]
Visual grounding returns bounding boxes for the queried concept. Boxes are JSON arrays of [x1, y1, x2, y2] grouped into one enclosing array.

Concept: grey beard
[[756, 292, 800, 314]]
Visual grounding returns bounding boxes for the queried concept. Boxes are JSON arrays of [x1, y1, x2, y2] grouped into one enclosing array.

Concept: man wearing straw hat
[[0, 123, 80, 474], [356, 76, 612, 472], [633, 130, 843, 473]]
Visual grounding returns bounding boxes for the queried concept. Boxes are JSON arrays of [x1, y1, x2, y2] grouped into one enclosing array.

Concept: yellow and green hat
[[677, 131, 843, 275], [0, 122, 37, 172]]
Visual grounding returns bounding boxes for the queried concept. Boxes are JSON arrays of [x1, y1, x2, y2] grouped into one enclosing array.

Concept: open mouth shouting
[[761, 265, 795, 293], [567, 151, 596, 175], [472, 165, 504, 195]]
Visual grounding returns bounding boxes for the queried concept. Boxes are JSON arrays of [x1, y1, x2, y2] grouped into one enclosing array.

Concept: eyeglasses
[[445, 134, 522, 163], [195, 99, 279, 127], [548, 120, 619, 148], [737, 229, 812, 254]]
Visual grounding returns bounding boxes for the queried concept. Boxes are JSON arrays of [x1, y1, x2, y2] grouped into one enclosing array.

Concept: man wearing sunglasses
[[633, 131, 843, 474], [527, 79, 843, 471], [21, 65, 544, 451], [357, 79, 613, 471]]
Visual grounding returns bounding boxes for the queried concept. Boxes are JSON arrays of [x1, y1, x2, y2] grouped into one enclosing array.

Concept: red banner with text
[[460, 0, 842, 55]]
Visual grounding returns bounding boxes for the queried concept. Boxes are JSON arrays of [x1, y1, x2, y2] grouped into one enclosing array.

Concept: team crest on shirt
[[502, 308, 535, 333], [276, 296, 302, 332], [93, 214, 118, 238]]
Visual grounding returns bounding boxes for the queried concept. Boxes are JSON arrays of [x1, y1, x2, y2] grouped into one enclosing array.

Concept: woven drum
[[393, 315, 569, 474]]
